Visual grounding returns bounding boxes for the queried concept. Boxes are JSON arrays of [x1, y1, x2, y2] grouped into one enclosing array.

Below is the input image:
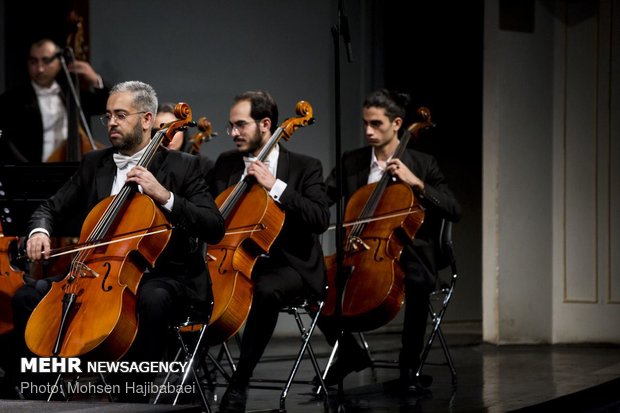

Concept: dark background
[[1, 0, 483, 323]]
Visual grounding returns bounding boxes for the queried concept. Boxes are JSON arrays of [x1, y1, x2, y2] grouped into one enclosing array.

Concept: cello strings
[[347, 127, 416, 244], [220, 126, 284, 217], [68, 127, 167, 279]]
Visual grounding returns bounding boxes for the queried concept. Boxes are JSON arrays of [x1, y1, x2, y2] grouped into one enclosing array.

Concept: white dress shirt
[[33, 80, 67, 161], [368, 148, 395, 184]]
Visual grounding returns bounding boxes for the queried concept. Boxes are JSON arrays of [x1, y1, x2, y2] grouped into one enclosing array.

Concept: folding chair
[[153, 315, 212, 411], [323, 218, 458, 386], [245, 294, 329, 412], [415, 218, 457, 385], [208, 291, 328, 411]]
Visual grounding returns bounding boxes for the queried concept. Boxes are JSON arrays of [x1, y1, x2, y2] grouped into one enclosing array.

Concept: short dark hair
[[234, 90, 279, 133], [30, 38, 60, 51], [363, 89, 410, 122], [157, 102, 176, 115]]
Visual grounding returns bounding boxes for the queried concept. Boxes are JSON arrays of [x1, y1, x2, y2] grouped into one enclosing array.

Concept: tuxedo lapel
[[399, 149, 419, 177], [229, 154, 245, 186], [356, 147, 372, 189], [150, 149, 167, 183], [96, 153, 117, 200], [276, 145, 289, 182]]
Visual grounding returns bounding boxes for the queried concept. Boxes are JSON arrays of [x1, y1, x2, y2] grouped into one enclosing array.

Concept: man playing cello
[[10, 80, 224, 402], [319, 89, 462, 393], [206, 90, 330, 412]]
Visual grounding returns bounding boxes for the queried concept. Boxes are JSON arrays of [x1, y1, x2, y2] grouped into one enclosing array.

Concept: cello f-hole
[[101, 262, 112, 292], [373, 239, 385, 262], [218, 248, 228, 275]]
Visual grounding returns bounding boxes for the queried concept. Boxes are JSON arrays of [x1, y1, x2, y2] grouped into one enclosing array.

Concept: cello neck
[[349, 107, 434, 239], [218, 126, 286, 219], [86, 103, 194, 243], [352, 138, 408, 236], [219, 101, 314, 219]]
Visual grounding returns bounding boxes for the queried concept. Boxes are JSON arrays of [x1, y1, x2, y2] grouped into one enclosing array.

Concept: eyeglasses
[[99, 111, 147, 126], [226, 119, 258, 136]]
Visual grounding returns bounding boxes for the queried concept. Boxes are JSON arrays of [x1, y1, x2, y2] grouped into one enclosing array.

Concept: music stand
[[0, 163, 80, 236]]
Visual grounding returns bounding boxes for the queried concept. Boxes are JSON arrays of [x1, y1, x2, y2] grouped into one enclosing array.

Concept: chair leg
[[154, 323, 211, 412], [46, 372, 113, 402], [47, 373, 68, 401], [315, 339, 338, 395], [154, 346, 183, 403], [436, 325, 457, 385], [358, 331, 373, 362], [219, 340, 237, 374], [280, 301, 328, 411], [178, 324, 211, 411], [415, 295, 457, 386]]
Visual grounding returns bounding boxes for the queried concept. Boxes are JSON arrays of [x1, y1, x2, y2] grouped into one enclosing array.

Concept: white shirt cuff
[[162, 192, 174, 211], [29, 228, 50, 238], [269, 179, 287, 203]]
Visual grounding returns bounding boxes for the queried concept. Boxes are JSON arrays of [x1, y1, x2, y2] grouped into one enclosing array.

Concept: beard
[[111, 121, 144, 152], [244, 127, 263, 154]]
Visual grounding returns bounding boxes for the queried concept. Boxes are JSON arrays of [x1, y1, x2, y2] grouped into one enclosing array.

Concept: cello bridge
[[349, 236, 370, 252], [76, 262, 100, 278]]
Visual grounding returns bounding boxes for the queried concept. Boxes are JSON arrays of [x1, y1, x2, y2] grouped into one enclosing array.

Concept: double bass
[[206, 101, 315, 344], [322, 107, 434, 332], [25, 103, 194, 359], [0, 221, 25, 334], [42, 10, 105, 282], [47, 10, 106, 163]]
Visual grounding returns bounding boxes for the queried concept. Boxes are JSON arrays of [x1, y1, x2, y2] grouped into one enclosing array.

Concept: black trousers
[[231, 259, 305, 384], [318, 276, 431, 372]]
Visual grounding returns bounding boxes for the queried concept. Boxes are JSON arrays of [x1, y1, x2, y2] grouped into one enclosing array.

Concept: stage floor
[[238, 322, 620, 413], [1, 321, 619, 412]]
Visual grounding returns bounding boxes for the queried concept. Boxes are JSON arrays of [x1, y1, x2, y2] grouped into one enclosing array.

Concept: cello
[[0, 221, 25, 334], [188, 117, 214, 155], [24, 103, 194, 360], [206, 101, 315, 344], [321, 107, 434, 332]]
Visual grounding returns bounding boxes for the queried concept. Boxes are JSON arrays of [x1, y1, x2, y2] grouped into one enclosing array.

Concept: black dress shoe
[[219, 383, 248, 413], [319, 351, 372, 387], [399, 373, 433, 396]]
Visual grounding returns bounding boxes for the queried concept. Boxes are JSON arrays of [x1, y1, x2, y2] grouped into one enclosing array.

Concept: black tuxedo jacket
[[206, 145, 330, 297], [28, 147, 225, 317], [0, 80, 108, 163], [326, 146, 461, 289]]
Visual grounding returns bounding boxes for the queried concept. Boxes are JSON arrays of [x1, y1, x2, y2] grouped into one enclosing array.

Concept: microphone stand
[[331, 0, 353, 409]]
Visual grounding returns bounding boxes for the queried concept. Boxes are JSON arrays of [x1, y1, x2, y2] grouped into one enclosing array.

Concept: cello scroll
[[280, 101, 315, 141], [158, 102, 195, 148], [188, 117, 214, 155], [403, 106, 434, 143]]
